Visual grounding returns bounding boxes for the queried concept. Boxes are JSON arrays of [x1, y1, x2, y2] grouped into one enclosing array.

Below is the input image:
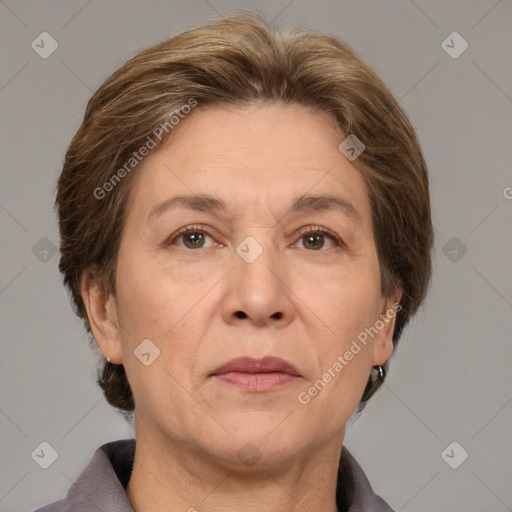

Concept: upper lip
[[210, 356, 301, 377]]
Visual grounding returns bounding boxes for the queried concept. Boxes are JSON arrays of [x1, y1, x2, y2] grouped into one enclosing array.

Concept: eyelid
[[294, 225, 345, 248], [165, 224, 218, 247]]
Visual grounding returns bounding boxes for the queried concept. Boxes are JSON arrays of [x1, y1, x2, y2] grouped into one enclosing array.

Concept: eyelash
[[165, 224, 344, 250], [295, 225, 344, 248]]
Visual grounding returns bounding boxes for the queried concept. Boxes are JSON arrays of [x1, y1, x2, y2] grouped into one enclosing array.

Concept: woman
[[35, 12, 433, 512]]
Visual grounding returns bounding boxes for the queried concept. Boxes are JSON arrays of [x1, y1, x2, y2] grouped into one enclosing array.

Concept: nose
[[221, 240, 295, 328]]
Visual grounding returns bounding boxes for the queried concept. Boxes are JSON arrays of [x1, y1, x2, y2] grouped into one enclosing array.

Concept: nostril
[[235, 311, 247, 319], [271, 312, 283, 320]]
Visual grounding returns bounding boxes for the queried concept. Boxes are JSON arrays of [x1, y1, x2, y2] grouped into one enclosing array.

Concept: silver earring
[[107, 357, 111, 363], [377, 364, 384, 380]]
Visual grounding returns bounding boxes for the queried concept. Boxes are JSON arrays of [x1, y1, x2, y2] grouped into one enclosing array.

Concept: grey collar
[[36, 438, 394, 511]]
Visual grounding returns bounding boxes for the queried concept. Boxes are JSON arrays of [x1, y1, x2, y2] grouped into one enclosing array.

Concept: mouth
[[209, 356, 302, 392]]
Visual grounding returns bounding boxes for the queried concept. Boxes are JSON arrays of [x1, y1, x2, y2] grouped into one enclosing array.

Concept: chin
[[218, 417, 307, 462]]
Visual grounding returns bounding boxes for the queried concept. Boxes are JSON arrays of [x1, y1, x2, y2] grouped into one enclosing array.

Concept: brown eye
[[293, 226, 342, 251], [167, 225, 217, 250], [183, 232, 206, 249], [302, 233, 325, 250]]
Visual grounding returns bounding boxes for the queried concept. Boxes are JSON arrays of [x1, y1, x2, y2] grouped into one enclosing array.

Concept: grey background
[[1, 1, 511, 511]]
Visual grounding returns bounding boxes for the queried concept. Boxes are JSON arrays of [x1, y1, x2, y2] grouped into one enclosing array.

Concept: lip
[[211, 356, 301, 376], [210, 356, 302, 392]]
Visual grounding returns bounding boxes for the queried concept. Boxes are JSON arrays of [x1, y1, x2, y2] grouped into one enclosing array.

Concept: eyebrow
[[148, 193, 362, 224]]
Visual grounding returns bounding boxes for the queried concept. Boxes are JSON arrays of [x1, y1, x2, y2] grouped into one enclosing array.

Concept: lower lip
[[213, 372, 299, 392]]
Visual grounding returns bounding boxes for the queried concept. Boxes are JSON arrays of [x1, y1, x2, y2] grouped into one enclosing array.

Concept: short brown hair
[[56, 13, 433, 416]]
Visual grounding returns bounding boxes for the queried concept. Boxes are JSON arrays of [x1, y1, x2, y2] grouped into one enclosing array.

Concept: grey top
[[33, 439, 394, 511]]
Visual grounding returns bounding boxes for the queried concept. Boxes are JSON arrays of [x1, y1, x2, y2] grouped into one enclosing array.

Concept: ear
[[371, 286, 403, 367], [81, 270, 123, 364]]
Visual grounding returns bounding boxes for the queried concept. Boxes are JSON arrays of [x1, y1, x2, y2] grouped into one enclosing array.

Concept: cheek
[[114, 252, 204, 420], [114, 246, 209, 373], [297, 282, 379, 427], [309, 262, 381, 342], [299, 257, 382, 404], [114, 245, 188, 337]]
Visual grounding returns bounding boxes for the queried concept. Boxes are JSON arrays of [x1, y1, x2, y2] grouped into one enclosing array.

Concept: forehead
[[126, 103, 372, 224]]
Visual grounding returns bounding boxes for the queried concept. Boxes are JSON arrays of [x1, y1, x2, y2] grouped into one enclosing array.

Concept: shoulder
[[32, 439, 135, 512], [339, 447, 395, 512], [33, 500, 68, 512]]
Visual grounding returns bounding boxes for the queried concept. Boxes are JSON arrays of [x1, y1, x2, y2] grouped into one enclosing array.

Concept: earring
[[377, 364, 384, 380], [106, 357, 111, 363]]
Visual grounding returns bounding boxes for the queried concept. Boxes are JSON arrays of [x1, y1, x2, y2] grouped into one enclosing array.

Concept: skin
[[82, 103, 401, 512]]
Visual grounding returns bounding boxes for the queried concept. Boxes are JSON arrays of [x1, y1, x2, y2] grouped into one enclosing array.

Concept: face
[[87, 103, 398, 469]]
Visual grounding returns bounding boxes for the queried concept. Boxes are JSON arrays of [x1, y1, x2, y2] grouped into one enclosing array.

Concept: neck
[[125, 426, 343, 512]]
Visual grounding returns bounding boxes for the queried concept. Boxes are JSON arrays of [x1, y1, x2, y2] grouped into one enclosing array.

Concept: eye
[[294, 226, 343, 251], [166, 225, 342, 251], [167, 225, 218, 249]]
